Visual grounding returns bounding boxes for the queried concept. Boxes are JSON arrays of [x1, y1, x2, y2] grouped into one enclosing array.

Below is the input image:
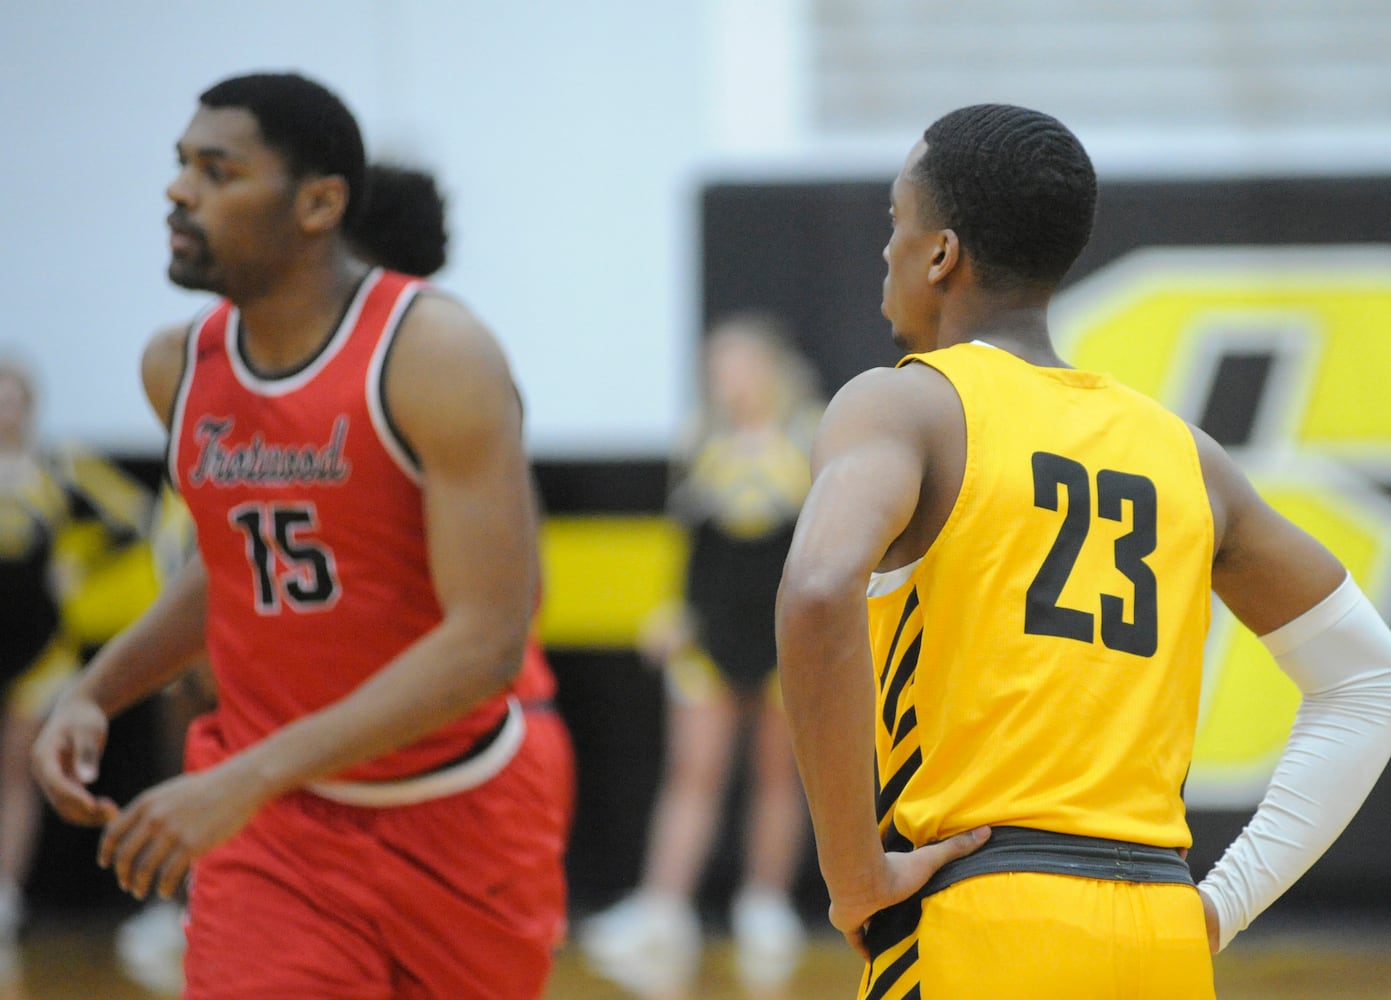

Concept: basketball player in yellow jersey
[[776, 103, 1391, 999]]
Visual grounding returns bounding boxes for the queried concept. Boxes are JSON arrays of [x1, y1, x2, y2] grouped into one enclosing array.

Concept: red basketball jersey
[[169, 268, 509, 782]]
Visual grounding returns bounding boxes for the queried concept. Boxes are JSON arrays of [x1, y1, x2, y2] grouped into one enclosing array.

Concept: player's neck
[[234, 252, 371, 375], [941, 294, 1067, 368], [964, 326, 1066, 369]]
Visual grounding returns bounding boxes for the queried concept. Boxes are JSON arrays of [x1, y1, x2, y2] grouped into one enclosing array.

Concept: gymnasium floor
[[5, 905, 1389, 999]]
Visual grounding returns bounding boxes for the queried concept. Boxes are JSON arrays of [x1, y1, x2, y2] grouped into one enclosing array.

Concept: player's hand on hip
[[29, 692, 119, 827], [831, 826, 992, 960], [99, 763, 265, 901]]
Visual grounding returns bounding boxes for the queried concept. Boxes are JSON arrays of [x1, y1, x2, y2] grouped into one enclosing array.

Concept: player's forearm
[[1199, 575, 1391, 950], [776, 572, 885, 901], [227, 608, 528, 800], [73, 556, 208, 718]]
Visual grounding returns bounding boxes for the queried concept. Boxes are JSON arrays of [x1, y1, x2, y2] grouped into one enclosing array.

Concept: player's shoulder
[[837, 359, 955, 401], [396, 289, 511, 380], [386, 290, 520, 449], [824, 361, 961, 435], [143, 321, 190, 369], [803, 362, 963, 474]]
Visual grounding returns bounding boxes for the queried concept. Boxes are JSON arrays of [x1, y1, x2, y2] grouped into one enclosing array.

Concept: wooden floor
[[3, 907, 1388, 999]]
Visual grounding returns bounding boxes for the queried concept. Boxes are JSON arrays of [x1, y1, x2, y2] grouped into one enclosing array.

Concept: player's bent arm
[[777, 367, 937, 906], [32, 324, 207, 819], [224, 294, 537, 797], [1194, 431, 1391, 951]]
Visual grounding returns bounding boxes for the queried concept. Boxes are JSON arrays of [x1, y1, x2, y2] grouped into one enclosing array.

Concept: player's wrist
[[221, 743, 298, 803], [820, 848, 893, 914], [61, 669, 113, 720]]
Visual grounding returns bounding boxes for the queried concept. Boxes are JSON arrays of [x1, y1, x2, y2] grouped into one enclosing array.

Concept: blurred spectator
[[0, 359, 150, 967], [580, 313, 821, 995]]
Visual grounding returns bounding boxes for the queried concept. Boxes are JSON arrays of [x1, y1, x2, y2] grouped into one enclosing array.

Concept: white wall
[[0, 0, 744, 457], [4, 1, 1386, 456]]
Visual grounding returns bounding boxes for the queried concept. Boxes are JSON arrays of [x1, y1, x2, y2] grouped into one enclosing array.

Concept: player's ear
[[297, 175, 350, 236], [926, 229, 960, 284]]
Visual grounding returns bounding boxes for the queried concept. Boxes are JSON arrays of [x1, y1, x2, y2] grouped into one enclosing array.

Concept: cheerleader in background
[[0, 359, 150, 965]]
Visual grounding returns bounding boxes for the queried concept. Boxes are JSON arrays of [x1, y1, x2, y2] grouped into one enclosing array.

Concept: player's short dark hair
[[200, 72, 368, 228], [912, 104, 1097, 289], [351, 164, 449, 278]]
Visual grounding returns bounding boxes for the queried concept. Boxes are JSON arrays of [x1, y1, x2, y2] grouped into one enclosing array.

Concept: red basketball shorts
[[181, 708, 572, 999]]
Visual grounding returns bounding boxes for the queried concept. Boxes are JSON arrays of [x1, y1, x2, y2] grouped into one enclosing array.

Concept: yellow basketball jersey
[[868, 342, 1212, 851]]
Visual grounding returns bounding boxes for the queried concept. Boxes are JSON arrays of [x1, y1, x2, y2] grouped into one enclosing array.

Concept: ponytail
[[349, 164, 449, 278]]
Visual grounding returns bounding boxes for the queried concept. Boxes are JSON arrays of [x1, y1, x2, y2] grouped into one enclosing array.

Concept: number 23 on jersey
[[1026, 451, 1159, 658]]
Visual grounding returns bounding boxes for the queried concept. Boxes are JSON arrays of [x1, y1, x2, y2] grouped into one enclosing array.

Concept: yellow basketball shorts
[[859, 871, 1214, 1000]]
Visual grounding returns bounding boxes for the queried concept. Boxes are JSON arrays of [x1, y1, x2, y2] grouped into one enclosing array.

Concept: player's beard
[[168, 242, 221, 293], [168, 212, 223, 293]]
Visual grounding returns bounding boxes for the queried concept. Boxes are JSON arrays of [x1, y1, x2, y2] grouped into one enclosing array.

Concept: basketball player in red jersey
[[31, 72, 568, 999]]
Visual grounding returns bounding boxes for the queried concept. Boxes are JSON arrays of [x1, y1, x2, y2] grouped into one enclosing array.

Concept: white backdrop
[[0, 0, 806, 457], [3, 0, 1386, 457]]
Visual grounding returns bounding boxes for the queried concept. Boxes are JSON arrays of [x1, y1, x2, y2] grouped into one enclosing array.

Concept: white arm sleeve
[[1197, 573, 1391, 951]]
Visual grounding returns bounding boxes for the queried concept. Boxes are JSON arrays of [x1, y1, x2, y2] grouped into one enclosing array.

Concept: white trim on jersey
[[868, 556, 923, 597], [308, 696, 526, 807], [225, 268, 382, 397], [365, 279, 426, 485]]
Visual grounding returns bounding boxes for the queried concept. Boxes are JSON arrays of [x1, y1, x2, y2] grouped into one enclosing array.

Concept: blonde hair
[[698, 311, 821, 429], [0, 357, 38, 447], [0, 357, 36, 410]]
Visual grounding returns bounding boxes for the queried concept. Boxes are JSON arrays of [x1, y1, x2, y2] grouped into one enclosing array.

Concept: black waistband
[[863, 827, 1194, 956], [404, 695, 556, 781], [412, 702, 515, 778]]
